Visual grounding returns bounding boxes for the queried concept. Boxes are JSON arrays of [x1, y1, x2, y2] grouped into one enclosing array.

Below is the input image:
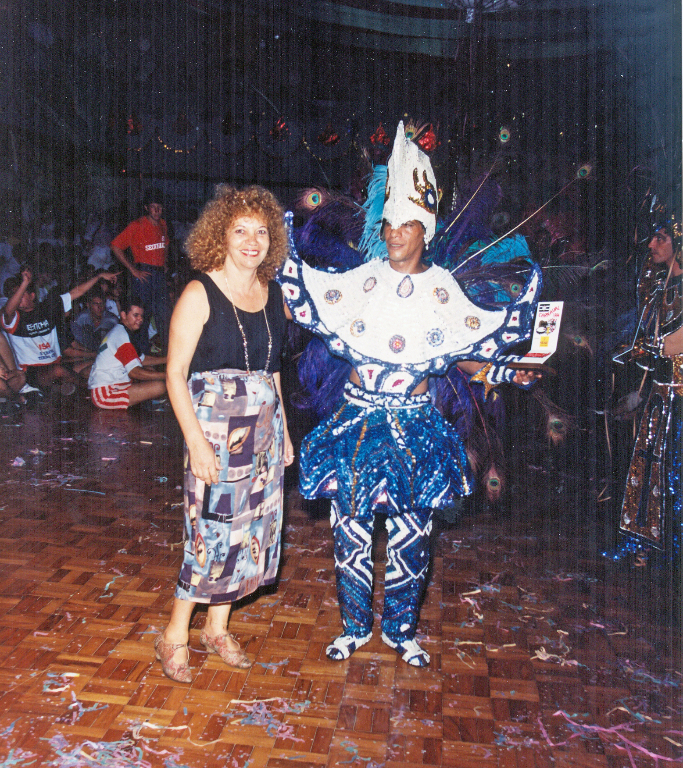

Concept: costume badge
[[409, 169, 438, 214]]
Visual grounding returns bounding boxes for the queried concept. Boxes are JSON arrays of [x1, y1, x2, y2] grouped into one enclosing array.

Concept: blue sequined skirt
[[300, 383, 473, 519]]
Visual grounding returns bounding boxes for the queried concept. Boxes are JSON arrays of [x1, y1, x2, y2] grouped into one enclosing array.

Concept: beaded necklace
[[223, 273, 272, 374]]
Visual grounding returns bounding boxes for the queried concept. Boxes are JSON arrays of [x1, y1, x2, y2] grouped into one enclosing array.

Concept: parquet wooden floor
[[0, 396, 680, 767]]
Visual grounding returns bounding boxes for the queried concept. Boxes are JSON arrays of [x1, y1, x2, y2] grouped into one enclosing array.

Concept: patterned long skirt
[[175, 369, 285, 604], [620, 379, 681, 557]]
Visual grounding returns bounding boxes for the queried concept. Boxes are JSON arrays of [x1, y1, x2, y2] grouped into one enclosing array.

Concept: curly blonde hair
[[185, 185, 287, 282]]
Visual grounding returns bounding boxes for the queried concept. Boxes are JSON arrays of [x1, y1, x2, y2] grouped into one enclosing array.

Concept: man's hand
[[512, 368, 542, 387], [131, 266, 151, 283]]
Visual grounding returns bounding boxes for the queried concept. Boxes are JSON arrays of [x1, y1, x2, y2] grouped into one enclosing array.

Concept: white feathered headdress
[[382, 121, 439, 244]]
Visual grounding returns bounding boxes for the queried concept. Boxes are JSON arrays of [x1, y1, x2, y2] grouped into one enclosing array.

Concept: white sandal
[[381, 632, 430, 667], [325, 632, 372, 661]]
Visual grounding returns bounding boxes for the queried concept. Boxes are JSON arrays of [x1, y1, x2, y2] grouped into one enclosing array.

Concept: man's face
[[383, 220, 425, 268], [89, 297, 105, 323], [145, 203, 163, 222], [649, 228, 675, 266], [121, 305, 144, 332]]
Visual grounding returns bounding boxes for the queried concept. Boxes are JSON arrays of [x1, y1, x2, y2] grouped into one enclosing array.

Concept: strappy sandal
[[154, 633, 192, 683], [381, 632, 430, 667], [325, 632, 372, 661], [200, 630, 252, 670]]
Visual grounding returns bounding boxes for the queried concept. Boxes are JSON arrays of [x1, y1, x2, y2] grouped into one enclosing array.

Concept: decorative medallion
[[433, 287, 449, 304], [408, 169, 438, 214], [397, 275, 414, 298], [465, 316, 481, 330], [350, 319, 366, 337], [324, 288, 342, 304], [426, 329, 444, 347], [363, 276, 377, 292], [389, 335, 406, 353]]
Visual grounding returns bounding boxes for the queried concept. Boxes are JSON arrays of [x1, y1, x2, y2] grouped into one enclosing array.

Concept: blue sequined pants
[[331, 499, 432, 642]]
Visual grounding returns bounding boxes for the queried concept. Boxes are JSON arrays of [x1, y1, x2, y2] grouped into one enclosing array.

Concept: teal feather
[[359, 165, 388, 262], [474, 234, 532, 266]]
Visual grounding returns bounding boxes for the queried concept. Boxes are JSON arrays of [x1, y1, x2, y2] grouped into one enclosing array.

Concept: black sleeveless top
[[189, 272, 287, 374]]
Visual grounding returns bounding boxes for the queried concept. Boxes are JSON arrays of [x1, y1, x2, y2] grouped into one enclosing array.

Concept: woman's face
[[224, 215, 270, 273]]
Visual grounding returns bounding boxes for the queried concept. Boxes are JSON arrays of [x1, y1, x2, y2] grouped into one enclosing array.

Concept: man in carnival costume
[[279, 122, 541, 666], [611, 201, 682, 585]]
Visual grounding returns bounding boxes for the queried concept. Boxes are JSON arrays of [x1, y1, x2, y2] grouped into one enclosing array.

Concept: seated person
[[68, 287, 119, 377], [0, 331, 27, 404], [1, 267, 119, 393], [88, 298, 166, 409]]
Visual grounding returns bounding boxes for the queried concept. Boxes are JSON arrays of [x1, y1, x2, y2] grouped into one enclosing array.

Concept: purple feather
[[428, 176, 502, 270], [433, 366, 477, 437], [295, 199, 365, 271], [295, 225, 364, 272], [292, 337, 352, 419]]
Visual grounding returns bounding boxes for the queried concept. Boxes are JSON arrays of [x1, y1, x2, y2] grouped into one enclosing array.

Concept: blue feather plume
[[359, 165, 388, 262]]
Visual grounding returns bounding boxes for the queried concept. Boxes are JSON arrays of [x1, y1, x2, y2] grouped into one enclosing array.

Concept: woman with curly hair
[[154, 185, 294, 682]]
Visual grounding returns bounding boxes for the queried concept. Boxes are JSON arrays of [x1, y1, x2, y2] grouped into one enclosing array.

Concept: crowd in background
[[0, 192, 192, 410]]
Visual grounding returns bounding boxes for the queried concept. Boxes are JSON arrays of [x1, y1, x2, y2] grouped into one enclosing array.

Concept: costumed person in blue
[[610, 204, 682, 578], [279, 122, 541, 666]]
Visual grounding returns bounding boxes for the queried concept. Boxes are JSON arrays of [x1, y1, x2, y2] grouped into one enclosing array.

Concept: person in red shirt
[[111, 189, 170, 352]]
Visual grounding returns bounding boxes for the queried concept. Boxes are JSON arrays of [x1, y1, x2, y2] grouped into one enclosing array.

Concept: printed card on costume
[[515, 301, 564, 365]]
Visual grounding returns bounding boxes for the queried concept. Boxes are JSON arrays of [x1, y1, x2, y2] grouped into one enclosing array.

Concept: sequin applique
[[389, 335, 406, 353], [397, 276, 414, 298], [350, 320, 366, 337], [433, 287, 449, 304], [426, 329, 444, 347], [408, 169, 438, 214]]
